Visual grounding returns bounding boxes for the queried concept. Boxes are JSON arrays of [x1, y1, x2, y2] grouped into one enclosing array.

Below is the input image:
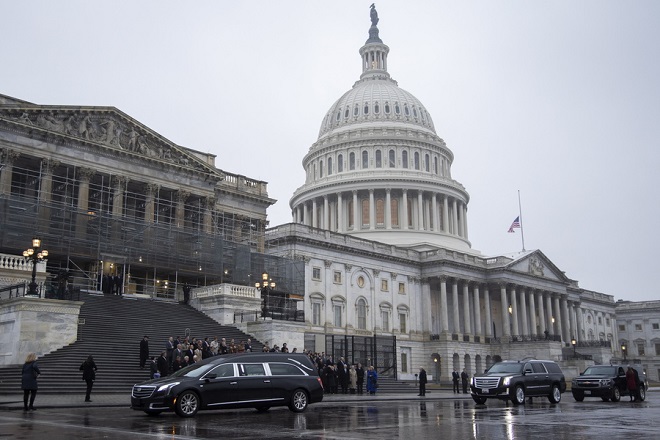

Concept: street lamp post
[[255, 271, 276, 319], [23, 237, 48, 297], [621, 343, 627, 361], [571, 337, 577, 359]]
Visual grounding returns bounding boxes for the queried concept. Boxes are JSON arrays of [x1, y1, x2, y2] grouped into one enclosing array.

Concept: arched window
[[388, 149, 396, 168], [434, 157, 438, 174], [402, 150, 408, 169], [349, 152, 355, 170], [414, 152, 420, 170], [362, 151, 369, 169], [374, 102, 380, 114], [337, 154, 344, 173], [424, 154, 430, 172], [376, 198, 384, 225], [391, 198, 399, 227], [404, 105, 410, 116], [328, 157, 333, 175], [348, 200, 354, 227], [395, 103, 400, 114], [344, 107, 350, 119], [336, 111, 341, 121], [361, 199, 369, 226], [364, 102, 369, 115], [413, 107, 418, 118], [357, 298, 367, 330], [407, 198, 413, 227], [375, 150, 382, 168], [384, 103, 391, 114], [319, 160, 324, 178], [313, 163, 317, 179], [353, 104, 359, 117]]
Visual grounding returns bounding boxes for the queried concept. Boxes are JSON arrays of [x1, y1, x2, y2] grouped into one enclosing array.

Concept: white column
[[519, 287, 528, 336], [452, 280, 460, 333], [385, 189, 391, 230], [569, 302, 577, 341], [463, 203, 469, 240], [432, 193, 438, 232], [546, 294, 555, 336], [484, 287, 492, 337], [473, 283, 482, 338], [537, 291, 546, 335], [575, 305, 583, 341], [511, 285, 519, 336], [452, 199, 458, 235], [442, 196, 449, 233], [553, 294, 563, 341], [500, 284, 510, 337], [402, 190, 408, 230], [463, 281, 471, 335], [440, 277, 449, 333], [352, 190, 358, 230], [561, 296, 570, 343], [312, 199, 318, 228], [417, 191, 424, 230], [529, 289, 537, 336], [369, 189, 375, 230], [303, 202, 309, 226], [337, 193, 343, 232], [323, 195, 329, 230], [457, 201, 464, 237]]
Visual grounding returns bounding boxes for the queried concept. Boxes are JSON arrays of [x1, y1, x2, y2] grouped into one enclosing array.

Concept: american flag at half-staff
[[507, 216, 521, 233]]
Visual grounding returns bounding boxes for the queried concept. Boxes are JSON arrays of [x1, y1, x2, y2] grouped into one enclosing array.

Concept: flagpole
[[518, 190, 525, 252]]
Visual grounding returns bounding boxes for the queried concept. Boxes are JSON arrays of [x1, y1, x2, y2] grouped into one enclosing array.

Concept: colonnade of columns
[[293, 189, 468, 239], [431, 278, 584, 344]]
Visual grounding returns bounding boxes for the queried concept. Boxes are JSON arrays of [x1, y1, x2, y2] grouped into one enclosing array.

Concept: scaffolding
[[0, 162, 304, 300]]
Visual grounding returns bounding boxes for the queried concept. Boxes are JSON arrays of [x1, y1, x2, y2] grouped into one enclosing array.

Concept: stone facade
[[615, 300, 660, 381]]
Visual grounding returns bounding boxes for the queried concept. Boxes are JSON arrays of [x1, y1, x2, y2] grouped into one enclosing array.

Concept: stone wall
[[0, 297, 82, 366]]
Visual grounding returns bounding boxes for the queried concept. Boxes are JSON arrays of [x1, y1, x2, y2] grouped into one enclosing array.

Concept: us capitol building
[[1, 7, 657, 382]]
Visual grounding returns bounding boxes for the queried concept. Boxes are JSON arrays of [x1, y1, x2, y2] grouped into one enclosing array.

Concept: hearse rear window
[[269, 363, 306, 376]]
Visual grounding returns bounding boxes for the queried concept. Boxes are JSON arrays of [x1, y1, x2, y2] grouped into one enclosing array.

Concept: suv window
[[269, 363, 306, 376], [523, 363, 533, 374], [240, 363, 266, 376], [487, 363, 523, 374], [543, 362, 562, 374], [532, 363, 547, 374], [583, 366, 616, 376]]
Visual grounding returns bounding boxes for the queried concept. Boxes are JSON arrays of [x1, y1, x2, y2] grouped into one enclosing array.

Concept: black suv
[[470, 360, 566, 405], [571, 364, 648, 402], [131, 353, 324, 417]]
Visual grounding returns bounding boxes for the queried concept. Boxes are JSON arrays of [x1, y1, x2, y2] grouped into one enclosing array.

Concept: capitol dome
[[290, 9, 473, 253]]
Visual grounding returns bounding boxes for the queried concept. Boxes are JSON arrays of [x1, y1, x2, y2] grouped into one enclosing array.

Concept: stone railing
[[0, 253, 39, 272], [192, 283, 259, 299]]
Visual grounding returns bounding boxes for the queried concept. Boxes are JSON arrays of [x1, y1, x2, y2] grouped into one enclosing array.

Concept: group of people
[[20, 353, 98, 409], [452, 368, 470, 394], [308, 353, 378, 396]]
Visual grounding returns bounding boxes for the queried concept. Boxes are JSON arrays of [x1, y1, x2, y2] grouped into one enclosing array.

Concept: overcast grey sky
[[3, 1, 659, 302]]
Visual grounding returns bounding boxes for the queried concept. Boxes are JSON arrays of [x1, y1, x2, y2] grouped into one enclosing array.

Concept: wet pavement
[[1, 391, 658, 439]]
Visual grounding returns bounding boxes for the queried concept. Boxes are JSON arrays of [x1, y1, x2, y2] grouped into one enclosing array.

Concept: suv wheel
[[572, 391, 584, 402], [472, 396, 487, 405], [638, 386, 646, 402], [175, 391, 200, 417], [511, 385, 525, 405], [610, 387, 621, 402], [548, 384, 562, 404], [289, 389, 309, 412]]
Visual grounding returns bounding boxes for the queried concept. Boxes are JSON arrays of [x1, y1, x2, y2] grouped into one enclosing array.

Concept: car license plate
[[584, 391, 591, 395], [482, 389, 489, 394]]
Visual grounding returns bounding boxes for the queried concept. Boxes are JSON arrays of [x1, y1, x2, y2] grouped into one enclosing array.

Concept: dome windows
[[413, 107, 418, 118], [414, 152, 420, 170], [424, 154, 430, 172], [336, 111, 341, 122], [364, 102, 369, 115], [395, 103, 401, 115], [328, 157, 333, 175], [354, 104, 359, 117], [362, 150, 369, 169], [388, 149, 396, 167], [374, 102, 380, 114], [337, 154, 343, 173], [375, 150, 382, 168], [344, 107, 350, 119], [349, 152, 356, 170], [384, 103, 391, 114], [402, 150, 408, 168], [404, 105, 410, 116]]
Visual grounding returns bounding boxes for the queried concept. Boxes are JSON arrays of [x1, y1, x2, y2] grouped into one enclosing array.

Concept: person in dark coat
[[452, 370, 460, 393], [149, 357, 158, 379], [461, 368, 469, 394], [626, 366, 638, 401], [21, 353, 40, 411], [79, 355, 98, 402], [337, 357, 349, 394], [356, 363, 365, 395], [157, 351, 169, 377], [140, 336, 149, 369], [418, 367, 428, 396]]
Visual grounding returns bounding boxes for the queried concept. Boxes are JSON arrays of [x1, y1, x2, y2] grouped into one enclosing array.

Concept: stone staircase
[[0, 292, 263, 395]]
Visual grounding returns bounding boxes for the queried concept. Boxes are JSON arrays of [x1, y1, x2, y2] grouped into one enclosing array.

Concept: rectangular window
[[398, 282, 405, 294], [401, 353, 408, 373], [312, 303, 321, 326], [333, 305, 342, 327], [655, 343, 660, 356], [598, 317, 602, 325], [312, 267, 321, 280], [638, 343, 645, 356], [653, 323, 659, 330], [381, 279, 388, 292], [635, 324, 643, 331], [381, 310, 389, 332], [619, 324, 626, 331], [334, 271, 342, 284], [399, 313, 407, 333]]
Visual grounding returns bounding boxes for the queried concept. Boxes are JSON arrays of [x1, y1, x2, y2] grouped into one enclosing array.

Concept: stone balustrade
[[192, 283, 260, 299]]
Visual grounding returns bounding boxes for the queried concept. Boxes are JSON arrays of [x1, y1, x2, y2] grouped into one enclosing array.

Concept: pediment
[[0, 105, 219, 178], [505, 250, 568, 282]]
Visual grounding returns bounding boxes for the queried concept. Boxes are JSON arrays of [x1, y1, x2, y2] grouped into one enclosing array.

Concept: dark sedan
[[131, 353, 324, 417]]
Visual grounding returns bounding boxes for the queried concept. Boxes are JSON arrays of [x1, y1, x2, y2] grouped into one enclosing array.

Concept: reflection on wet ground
[[2, 398, 659, 439]]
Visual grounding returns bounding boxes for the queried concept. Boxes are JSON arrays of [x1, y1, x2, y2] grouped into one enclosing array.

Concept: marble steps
[[0, 293, 262, 394]]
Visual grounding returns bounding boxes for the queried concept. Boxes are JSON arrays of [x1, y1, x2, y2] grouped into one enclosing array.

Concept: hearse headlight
[[157, 382, 181, 394]]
